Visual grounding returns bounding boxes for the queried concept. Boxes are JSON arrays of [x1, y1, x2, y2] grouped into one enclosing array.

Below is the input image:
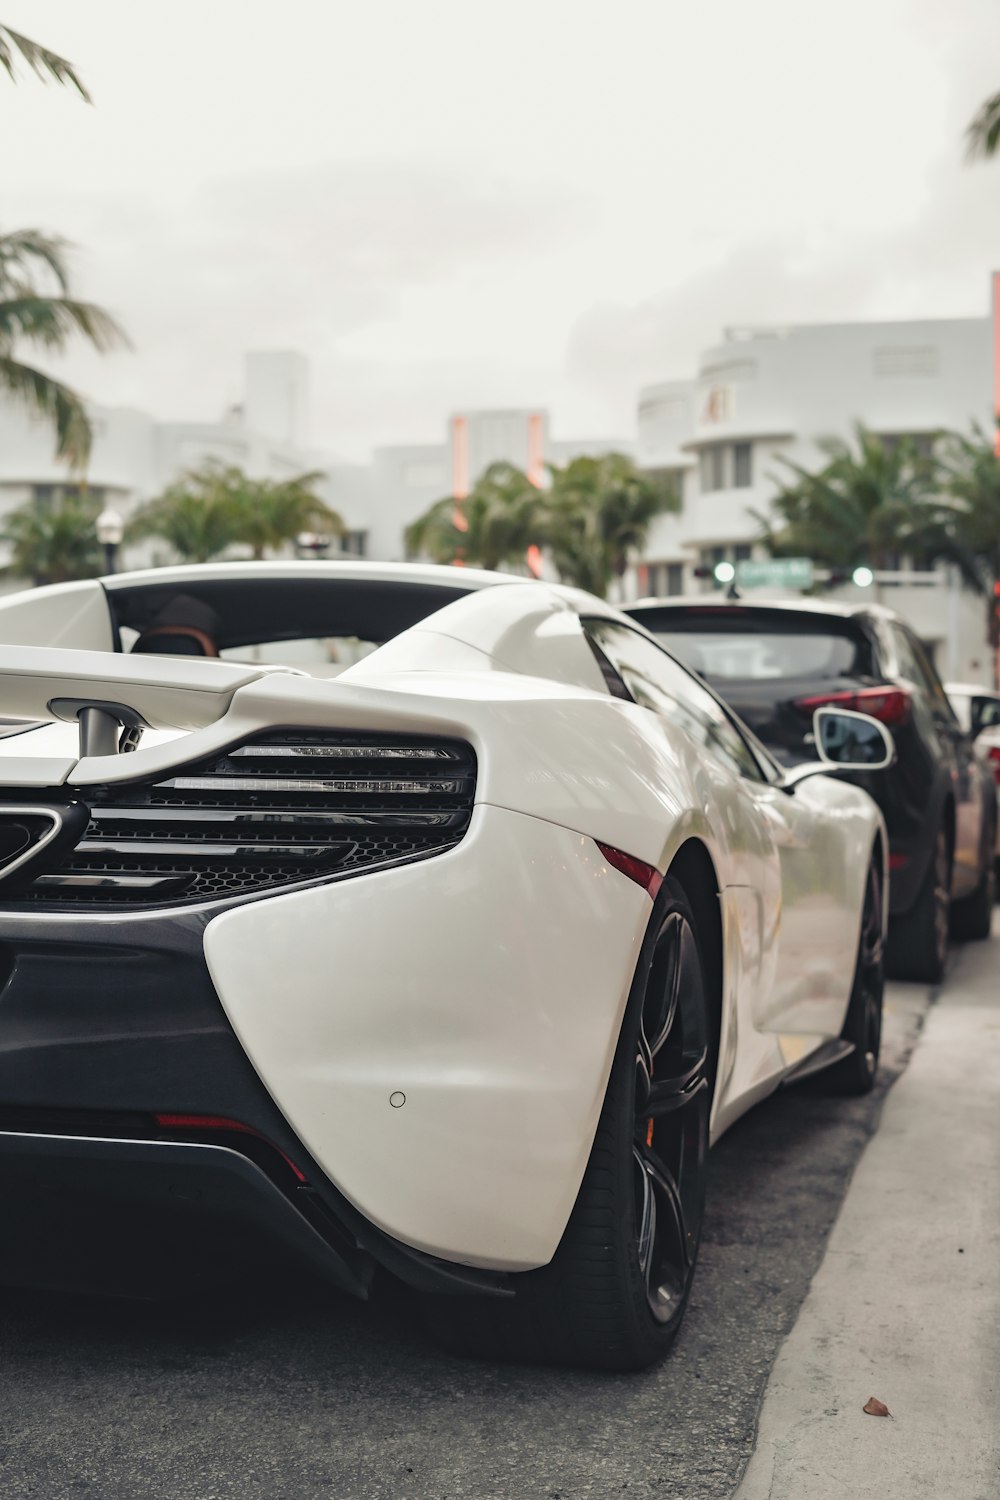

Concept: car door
[[735, 772, 869, 1037], [581, 619, 855, 1039]]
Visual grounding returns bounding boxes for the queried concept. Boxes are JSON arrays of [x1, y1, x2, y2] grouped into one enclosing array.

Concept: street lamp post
[[96, 507, 124, 575]]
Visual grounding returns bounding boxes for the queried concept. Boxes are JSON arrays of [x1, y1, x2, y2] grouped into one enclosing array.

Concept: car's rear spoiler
[[0, 646, 281, 754]]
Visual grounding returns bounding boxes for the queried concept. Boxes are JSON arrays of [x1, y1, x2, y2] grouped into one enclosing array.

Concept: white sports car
[[0, 562, 891, 1370]]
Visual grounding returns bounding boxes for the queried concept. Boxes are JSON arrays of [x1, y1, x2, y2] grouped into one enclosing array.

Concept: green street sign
[[735, 557, 813, 591]]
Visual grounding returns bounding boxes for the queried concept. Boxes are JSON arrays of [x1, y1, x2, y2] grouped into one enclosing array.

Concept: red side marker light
[[154, 1113, 307, 1182], [596, 841, 663, 900]]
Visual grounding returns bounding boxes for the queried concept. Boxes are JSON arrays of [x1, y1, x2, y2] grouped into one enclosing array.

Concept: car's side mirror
[[970, 696, 1000, 738], [814, 707, 895, 770]]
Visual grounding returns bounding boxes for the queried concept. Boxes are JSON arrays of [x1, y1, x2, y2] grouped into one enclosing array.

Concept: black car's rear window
[[634, 608, 875, 682]]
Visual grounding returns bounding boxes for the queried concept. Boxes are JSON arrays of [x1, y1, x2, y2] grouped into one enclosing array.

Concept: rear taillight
[[794, 686, 911, 727], [987, 746, 1000, 787]]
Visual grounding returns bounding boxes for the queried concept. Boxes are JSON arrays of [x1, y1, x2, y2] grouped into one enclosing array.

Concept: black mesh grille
[[6, 730, 476, 909]]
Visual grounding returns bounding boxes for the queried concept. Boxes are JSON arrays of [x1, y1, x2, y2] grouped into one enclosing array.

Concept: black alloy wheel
[[632, 905, 710, 1325], [423, 876, 712, 1371], [827, 858, 884, 1095]]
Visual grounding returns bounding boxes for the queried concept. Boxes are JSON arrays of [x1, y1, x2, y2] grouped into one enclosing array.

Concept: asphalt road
[[0, 981, 932, 1500]]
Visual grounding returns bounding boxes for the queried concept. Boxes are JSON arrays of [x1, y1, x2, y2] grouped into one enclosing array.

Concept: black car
[[625, 597, 996, 983]]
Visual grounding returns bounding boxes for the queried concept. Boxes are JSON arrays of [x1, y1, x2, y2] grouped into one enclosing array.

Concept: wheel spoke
[[645, 912, 683, 1058], [632, 1146, 656, 1279], [637, 1142, 692, 1271], [861, 868, 883, 967], [646, 1054, 709, 1117]]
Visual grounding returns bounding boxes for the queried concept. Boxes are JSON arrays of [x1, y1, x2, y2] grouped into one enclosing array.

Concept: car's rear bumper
[[0, 1128, 365, 1299], [0, 804, 650, 1295], [0, 906, 510, 1301]]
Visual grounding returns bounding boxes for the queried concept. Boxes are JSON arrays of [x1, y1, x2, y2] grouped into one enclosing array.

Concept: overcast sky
[[5, 0, 1000, 460]]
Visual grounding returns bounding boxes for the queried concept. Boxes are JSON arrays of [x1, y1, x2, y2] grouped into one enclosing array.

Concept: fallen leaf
[[863, 1397, 891, 1417]]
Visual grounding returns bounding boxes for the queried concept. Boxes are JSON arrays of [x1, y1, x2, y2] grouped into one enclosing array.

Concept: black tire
[[423, 876, 711, 1371], [950, 814, 997, 941], [886, 823, 950, 985], [825, 859, 884, 1095]]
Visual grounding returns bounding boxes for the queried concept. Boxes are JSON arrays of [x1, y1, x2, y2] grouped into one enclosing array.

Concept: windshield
[[647, 620, 873, 682]]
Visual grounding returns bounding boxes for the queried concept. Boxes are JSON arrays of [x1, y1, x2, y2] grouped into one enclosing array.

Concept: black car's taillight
[[793, 686, 911, 727]]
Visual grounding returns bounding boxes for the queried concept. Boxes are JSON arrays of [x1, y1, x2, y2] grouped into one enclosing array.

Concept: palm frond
[[0, 295, 127, 353], [0, 25, 90, 100], [0, 355, 91, 467], [0, 230, 72, 295], [966, 90, 1000, 161], [0, 490, 102, 584]]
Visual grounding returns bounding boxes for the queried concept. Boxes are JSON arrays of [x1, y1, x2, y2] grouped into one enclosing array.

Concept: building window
[[645, 562, 685, 597], [873, 347, 938, 377], [32, 484, 106, 510], [698, 543, 752, 589], [732, 443, 752, 488], [699, 446, 727, 493], [339, 530, 368, 557], [876, 432, 935, 460]]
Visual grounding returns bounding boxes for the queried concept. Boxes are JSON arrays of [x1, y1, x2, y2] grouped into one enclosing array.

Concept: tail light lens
[[794, 686, 911, 727], [987, 746, 1000, 787]]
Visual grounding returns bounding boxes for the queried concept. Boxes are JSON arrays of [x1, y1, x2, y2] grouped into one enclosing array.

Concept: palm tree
[[405, 462, 543, 570], [225, 469, 344, 559], [0, 23, 89, 98], [128, 476, 241, 565], [541, 454, 677, 599], [762, 425, 941, 573], [0, 490, 102, 585], [2, 24, 124, 468], [129, 463, 344, 564], [0, 229, 126, 468], [930, 423, 1000, 651]]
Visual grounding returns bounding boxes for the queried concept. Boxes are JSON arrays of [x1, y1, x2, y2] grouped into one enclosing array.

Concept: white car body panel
[[204, 804, 649, 1272], [0, 562, 888, 1275], [0, 578, 115, 651]]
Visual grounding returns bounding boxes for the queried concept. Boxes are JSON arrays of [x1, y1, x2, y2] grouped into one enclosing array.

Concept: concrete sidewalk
[[734, 932, 1000, 1500]]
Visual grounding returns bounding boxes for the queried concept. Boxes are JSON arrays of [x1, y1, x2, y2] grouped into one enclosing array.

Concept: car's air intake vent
[[7, 730, 476, 910]]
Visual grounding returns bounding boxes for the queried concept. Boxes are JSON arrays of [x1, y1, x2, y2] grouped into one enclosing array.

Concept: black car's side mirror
[[781, 708, 896, 793], [814, 708, 896, 770]]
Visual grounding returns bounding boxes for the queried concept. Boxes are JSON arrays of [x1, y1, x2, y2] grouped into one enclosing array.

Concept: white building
[[0, 317, 994, 676], [325, 409, 633, 564], [0, 351, 357, 573], [635, 318, 994, 680], [0, 369, 629, 572]]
